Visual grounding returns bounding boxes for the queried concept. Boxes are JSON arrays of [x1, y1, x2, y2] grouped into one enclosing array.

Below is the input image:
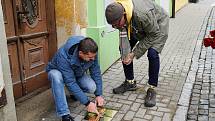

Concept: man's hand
[[86, 102, 99, 115], [123, 52, 134, 65], [95, 96, 104, 107]]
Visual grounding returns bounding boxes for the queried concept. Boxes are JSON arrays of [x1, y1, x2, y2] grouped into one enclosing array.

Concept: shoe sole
[[113, 87, 138, 94], [144, 102, 156, 107]]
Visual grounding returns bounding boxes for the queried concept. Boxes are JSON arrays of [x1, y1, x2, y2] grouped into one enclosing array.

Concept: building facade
[[0, 0, 189, 120]]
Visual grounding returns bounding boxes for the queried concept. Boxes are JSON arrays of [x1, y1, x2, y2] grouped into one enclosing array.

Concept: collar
[[116, 0, 133, 40]]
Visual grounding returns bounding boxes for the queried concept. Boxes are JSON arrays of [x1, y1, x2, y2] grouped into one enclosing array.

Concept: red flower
[[211, 38, 215, 49], [203, 37, 212, 47], [210, 30, 215, 37]]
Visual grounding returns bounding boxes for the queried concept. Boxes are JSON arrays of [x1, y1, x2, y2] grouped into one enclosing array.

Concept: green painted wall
[[155, 0, 160, 4], [87, 0, 120, 73], [87, 0, 173, 73]]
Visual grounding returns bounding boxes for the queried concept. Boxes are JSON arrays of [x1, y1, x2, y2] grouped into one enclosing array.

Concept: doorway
[[2, 0, 57, 99]]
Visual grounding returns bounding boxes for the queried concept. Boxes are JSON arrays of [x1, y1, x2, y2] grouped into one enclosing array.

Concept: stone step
[[15, 89, 55, 121]]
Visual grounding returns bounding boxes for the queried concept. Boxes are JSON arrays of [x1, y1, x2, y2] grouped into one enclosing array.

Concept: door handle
[[16, 10, 29, 23]]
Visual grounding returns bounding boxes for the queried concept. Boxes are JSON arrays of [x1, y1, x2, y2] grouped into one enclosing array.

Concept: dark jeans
[[122, 39, 160, 87]]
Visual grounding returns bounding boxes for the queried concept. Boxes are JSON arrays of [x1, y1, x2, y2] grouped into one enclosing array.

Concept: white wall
[[0, 0, 17, 120], [160, 0, 170, 16]]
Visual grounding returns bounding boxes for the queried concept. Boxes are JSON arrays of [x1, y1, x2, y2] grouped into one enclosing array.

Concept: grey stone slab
[[135, 108, 146, 118], [173, 106, 188, 121], [130, 103, 141, 111], [112, 113, 125, 121], [152, 116, 162, 121], [123, 111, 135, 121], [187, 114, 198, 120], [198, 115, 208, 121], [119, 104, 130, 113], [148, 110, 164, 117]]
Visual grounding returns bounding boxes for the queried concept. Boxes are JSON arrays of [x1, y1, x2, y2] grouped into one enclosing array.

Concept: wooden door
[[2, 0, 57, 99]]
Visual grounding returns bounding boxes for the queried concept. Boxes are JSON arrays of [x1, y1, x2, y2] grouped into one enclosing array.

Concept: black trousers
[[122, 38, 160, 87]]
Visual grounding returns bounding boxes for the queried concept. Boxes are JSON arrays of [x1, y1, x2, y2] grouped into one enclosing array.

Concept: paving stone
[[135, 108, 146, 118], [123, 111, 135, 121], [162, 113, 172, 121], [198, 115, 208, 121], [128, 94, 138, 101], [119, 104, 130, 113], [117, 99, 133, 105], [173, 106, 188, 121], [133, 118, 147, 121], [200, 99, 209, 105], [113, 113, 124, 121], [152, 116, 162, 121], [200, 94, 209, 99], [190, 100, 199, 105], [210, 99, 215, 108], [131, 103, 141, 111], [188, 105, 198, 115], [148, 110, 163, 117], [209, 112, 215, 118], [209, 117, 215, 121], [187, 114, 197, 120], [156, 102, 168, 108], [199, 109, 208, 115], [113, 95, 128, 100], [106, 102, 122, 109], [144, 114, 152, 120], [157, 107, 171, 113], [209, 108, 215, 113], [135, 99, 145, 104]]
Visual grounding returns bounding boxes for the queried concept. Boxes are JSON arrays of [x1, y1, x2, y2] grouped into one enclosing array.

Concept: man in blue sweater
[[46, 36, 104, 121]]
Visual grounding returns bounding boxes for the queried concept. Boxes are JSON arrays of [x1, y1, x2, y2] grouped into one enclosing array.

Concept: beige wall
[[0, 0, 17, 121], [55, 0, 88, 47], [175, 0, 188, 12]]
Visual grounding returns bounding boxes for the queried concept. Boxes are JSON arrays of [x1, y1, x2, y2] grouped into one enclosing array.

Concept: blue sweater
[[46, 36, 102, 105]]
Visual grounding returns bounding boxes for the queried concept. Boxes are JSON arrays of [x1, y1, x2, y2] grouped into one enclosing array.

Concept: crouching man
[[46, 36, 104, 121]]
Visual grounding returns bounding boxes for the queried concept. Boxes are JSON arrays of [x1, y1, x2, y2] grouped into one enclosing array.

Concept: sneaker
[[62, 114, 74, 121], [144, 88, 156, 107], [113, 80, 137, 94]]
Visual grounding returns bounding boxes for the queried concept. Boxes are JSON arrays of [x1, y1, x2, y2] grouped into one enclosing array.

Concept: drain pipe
[[171, 0, 175, 18]]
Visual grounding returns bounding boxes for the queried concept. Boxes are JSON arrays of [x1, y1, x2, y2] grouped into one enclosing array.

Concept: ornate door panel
[[2, 0, 56, 99], [22, 36, 49, 93], [17, 0, 49, 95]]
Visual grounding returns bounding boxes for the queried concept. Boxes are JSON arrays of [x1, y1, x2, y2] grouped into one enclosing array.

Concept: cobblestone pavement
[[185, 3, 215, 121], [38, 0, 215, 121]]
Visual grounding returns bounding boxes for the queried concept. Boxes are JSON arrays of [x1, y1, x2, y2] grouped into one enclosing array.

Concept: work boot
[[62, 114, 74, 121], [113, 80, 137, 94], [144, 88, 156, 107]]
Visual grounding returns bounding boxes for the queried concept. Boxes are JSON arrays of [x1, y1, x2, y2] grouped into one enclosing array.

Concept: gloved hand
[[86, 102, 99, 115], [203, 37, 212, 47], [96, 96, 104, 107]]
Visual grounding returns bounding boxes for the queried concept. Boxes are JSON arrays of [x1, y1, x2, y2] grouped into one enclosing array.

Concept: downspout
[[171, 0, 175, 18]]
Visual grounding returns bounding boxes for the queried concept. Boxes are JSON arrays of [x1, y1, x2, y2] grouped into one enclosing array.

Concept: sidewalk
[[35, 1, 215, 121], [185, 2, 215, 121]]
